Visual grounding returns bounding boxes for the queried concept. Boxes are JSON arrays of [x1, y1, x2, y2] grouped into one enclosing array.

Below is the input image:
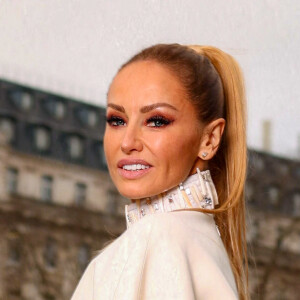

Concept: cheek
[[103, 129, 118, 163], [148, 130, 199, 163]]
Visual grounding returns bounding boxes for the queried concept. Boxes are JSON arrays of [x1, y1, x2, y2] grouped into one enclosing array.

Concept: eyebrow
[[107, 102, 178, 113]]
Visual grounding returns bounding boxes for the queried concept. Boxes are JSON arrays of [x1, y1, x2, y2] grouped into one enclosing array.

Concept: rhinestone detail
[[124, 169, 218, 230], [185, 188, 191, 195]]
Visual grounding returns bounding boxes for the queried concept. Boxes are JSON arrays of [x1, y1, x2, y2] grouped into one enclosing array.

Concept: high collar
[[125, 168, 219, 230]]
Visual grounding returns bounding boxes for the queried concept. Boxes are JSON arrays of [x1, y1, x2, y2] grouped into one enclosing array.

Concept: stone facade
[[0, 79, 128, 299], [0, 79, 299, 299], [246, 149, 300, 300]]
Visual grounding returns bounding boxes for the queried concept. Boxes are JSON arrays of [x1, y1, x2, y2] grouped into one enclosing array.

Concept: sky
[[0, 0, 299, 160]]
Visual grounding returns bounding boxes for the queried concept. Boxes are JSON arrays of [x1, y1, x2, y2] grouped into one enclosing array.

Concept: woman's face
[[104, 60, 204, 199]]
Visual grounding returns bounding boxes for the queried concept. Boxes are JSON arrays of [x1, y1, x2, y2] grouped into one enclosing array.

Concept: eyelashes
[[106, 115, 125, 127], [106, 115, 174, 128], [146, 115, 173, 127]]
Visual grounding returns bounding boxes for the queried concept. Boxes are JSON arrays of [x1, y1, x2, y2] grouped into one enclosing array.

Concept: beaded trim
[[124, 168, 220, 234]]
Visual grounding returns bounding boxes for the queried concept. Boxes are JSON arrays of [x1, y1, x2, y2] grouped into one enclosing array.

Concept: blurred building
[[0, 79, 127, 300], [246, 149, 300, 300], [0, 79, 299, 299]]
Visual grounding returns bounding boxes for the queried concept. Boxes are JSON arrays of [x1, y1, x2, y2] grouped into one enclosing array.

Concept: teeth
[[122, 164, 150, 171]]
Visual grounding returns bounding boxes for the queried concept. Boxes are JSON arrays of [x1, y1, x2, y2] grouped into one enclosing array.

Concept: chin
[[119, 189, 149, 200], [117, 185, 158, 200]]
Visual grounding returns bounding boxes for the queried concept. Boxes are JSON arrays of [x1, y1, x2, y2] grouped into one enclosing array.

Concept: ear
[[197, 118, 226, 160]]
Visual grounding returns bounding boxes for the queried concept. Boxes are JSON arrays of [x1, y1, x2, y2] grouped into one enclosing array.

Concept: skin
[[104, 60, 225, 200]]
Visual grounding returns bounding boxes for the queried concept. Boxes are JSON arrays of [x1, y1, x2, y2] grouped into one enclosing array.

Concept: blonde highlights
[[119, 43, 250, 300], [186, 45, 249, 300]]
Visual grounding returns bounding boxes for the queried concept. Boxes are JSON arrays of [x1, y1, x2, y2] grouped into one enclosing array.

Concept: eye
[[106, 115, 126, 127], [146, 115, 173, 127]]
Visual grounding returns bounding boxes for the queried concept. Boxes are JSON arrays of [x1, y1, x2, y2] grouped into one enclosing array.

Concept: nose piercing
[[201, 152, 208, 158]]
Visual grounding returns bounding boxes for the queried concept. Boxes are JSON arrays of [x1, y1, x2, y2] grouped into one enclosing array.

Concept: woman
[[71, 43, 249, 300]]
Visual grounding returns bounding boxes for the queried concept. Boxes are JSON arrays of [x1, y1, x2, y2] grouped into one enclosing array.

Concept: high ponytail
[[118, 43, 250, 300], [186, 45, 249, 300]]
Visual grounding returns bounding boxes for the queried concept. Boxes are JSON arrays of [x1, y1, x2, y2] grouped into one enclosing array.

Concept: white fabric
[[124, 169, 219, 230], [71, 209, 239, 299]]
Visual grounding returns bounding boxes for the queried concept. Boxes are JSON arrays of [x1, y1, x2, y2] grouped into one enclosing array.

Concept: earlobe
[[201, 152, 208, 158]]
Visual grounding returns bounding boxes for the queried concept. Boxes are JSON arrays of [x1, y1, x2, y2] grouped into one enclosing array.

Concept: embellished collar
[[125, 168, 219, 230]]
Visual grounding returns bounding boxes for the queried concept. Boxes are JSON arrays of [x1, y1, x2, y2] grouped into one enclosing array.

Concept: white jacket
[[71, 209, 239, 299]]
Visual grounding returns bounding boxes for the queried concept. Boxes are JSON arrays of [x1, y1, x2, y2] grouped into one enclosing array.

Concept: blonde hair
[[117, 43, 250, 299], [187, 45, 250, 300]]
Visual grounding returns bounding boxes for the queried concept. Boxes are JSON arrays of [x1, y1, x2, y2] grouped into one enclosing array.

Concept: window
[[245, 182, 254, 203], [277, 162, 289, 176], [44, 237, 57, 269], [0, 117, 16, 143], [43, 294, 55, 300], [44, 98, 66, 119], [41, 175, 53, 202], [99, 144, 106, 166], [43, 292, 55, 300], [77, 107, 99, 127], [75, 183, 87, 206], [67, 135, 84, 159], [86, 110, 98, 127], [293, 166, 300, 178], [78, 244, 90, 272], [247, 219, 259, 242], [94, 141, 106, 167], [9, 90, 34, 111], [8, 289, 21, 298], [106, 190, 119, 215], [267, 185, 280, 206], [293, 192, 300, 216], [254, 155, 265, 171], [34, 126, 51, 151], [6, 167, 18, 194], [7, 237, 21, 265]]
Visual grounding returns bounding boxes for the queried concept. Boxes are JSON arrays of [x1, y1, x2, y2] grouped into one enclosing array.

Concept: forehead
[[107, 60, 188, 105]]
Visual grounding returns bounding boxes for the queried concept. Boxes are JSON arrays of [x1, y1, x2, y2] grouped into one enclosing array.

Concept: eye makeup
[[106, 115, 125, 127], [106, 114, 174, 128], [146, 115, 174, 127]]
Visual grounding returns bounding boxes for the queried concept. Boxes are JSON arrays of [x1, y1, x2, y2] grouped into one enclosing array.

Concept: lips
[[117, 159, 152, 168], [117, 158, 153, 179]]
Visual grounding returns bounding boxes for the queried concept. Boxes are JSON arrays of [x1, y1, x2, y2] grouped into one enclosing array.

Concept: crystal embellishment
[[185, 188, 191, 195], [124, 168, 218, 230], [205, 197, 212, 205], [126, 214, 132, 223]]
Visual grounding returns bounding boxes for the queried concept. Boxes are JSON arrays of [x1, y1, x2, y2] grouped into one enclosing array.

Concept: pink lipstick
[[117, 158, 153, 179]]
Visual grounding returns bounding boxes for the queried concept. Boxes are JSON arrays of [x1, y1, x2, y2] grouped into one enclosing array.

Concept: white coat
[[71, 209, 239, 299]]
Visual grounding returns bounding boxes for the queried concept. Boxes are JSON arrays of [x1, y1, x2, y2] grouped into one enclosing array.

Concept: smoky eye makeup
[[146, 115, 174, 127], [106, 115, 126, 126], [105, 112, 175, 128]]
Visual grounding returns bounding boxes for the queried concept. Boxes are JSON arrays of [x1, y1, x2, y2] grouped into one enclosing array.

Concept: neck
[[125, 168, 219, 229]]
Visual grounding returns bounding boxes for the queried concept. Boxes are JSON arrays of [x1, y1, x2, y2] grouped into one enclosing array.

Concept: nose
[[120, 124, 143, 154]]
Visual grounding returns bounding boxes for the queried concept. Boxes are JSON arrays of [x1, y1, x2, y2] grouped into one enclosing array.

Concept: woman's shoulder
[[91, 210, 228, 273], [102, 211, 237, 296], [93, 210, 222, 260], [71, 211, 239, 299]]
